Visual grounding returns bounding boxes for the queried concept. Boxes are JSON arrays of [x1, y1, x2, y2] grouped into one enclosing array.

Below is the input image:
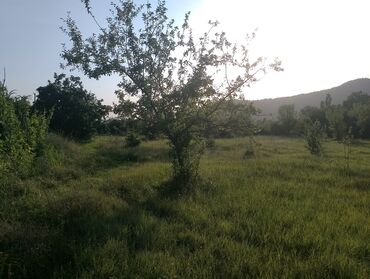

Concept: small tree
[[341, 128, 353, 176], [34, 74, 110, 141], [62, 0, 282, 190], [304, 120, 323, 156]]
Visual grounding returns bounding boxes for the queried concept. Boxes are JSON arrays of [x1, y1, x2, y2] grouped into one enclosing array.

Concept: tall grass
[[0, 135, 369, 278]]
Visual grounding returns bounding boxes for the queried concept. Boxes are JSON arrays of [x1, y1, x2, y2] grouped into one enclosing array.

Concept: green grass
[[1, 135, 369, 278]]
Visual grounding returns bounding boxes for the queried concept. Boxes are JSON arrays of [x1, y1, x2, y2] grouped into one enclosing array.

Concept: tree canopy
[[34, 74, 110, 141]]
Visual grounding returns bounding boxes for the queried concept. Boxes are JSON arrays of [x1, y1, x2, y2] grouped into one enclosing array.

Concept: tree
[[304, 120, 323, 156], [354, 103, 370, 138], [299, 105, 326, 134], [319, 93, 333, 136], [276, 104, 297, 135], [326, 105, 346, 140], [204, 99, 259, 138], [342, 91, 370, 110], [34, 74, 111, 141], [61, 0, 282, 190], [343, 92, 370, 138]]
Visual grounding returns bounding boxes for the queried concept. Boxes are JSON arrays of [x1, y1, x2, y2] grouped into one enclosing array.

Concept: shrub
[[0, 82, 49, 177], [125, 133, 141, 148], [304, 120, 323, 155]]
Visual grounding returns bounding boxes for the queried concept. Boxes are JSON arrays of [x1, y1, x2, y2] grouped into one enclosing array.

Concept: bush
[[0, 83, 49, 177], [125, 133, 141, 148]]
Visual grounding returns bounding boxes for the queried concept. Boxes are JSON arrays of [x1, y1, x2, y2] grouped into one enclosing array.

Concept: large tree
[[62, 0, 282, 190], [34, 74, 110, 141]]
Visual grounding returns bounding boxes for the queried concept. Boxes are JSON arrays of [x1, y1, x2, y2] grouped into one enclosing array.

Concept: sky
[[0, 0, 369, 105]]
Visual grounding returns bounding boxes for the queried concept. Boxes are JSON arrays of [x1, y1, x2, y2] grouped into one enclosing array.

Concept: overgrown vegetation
[[1, 136, 369, 278], [0, 80, 49, 177], [1, 0, 370, 277]]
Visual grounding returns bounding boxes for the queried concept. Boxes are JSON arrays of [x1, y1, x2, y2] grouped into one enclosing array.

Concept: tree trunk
[[168, 131, 201, 192]]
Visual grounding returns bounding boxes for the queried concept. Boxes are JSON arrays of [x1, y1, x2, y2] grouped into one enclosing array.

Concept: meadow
[[1, 135, 369, 278]]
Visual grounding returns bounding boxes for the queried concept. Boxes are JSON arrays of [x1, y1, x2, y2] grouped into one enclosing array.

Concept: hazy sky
[[1, 0, 369, 105]]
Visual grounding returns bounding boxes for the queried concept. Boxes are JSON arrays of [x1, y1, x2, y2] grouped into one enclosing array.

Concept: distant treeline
[[104, 91, 370, 141], [257, 92, 370, 139]]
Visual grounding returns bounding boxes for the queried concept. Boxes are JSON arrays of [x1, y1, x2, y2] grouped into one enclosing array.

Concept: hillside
[[252, 78, 370, 118]]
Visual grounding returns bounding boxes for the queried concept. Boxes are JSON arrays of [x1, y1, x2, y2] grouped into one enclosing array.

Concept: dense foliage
[[34, 74, 110, 141], [0, 82, 49, 177]]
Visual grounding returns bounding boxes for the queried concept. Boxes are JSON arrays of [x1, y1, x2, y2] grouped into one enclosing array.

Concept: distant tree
[[342, 92, 370, 138], [319, 94, 334, 136], [342, 91, 370, 110], [353, 103, 370, 138], [300, 106, 323, 122], [326, 105, 346, 140], [61, 0, 282, 190], [304, 120, 324, 156], [34, 74, 110, 141], [344, 92, 370, 138], [204, 100, 259, 138], [299, 106, 327, 135], [275, 104, 297, 135], [320, 93, 332, 110]]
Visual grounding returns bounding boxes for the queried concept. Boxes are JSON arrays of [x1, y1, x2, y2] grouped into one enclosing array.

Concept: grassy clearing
[[1, 135, 369, 278]]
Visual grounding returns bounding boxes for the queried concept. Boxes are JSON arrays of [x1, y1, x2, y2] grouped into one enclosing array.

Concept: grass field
[[1, 135, 370, 278]]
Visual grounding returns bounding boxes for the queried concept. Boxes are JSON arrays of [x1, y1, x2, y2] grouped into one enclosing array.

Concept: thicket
[[0, 81, 49, 177]]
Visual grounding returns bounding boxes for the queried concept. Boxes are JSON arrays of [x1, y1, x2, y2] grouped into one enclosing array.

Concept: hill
[[252, 78, 370, 118]]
